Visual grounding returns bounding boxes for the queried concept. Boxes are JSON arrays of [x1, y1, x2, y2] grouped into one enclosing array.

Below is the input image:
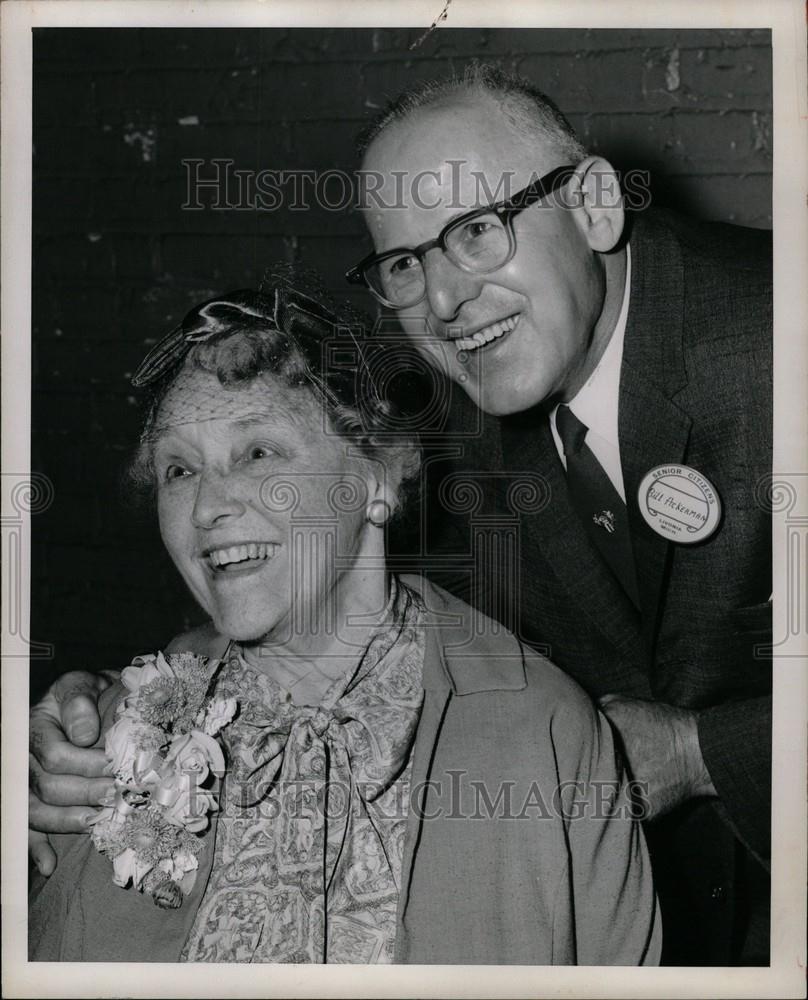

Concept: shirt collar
[[552, 243, 631, 450]]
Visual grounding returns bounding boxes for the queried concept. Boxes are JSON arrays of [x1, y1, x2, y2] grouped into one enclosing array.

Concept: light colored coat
[[29, 577, 661, 965]]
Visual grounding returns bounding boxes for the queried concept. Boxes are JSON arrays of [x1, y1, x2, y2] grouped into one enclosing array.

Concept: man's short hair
[[358, 62, 588, 163]]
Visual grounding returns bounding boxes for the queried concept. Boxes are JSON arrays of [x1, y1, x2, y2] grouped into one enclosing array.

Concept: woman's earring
[[366, 499, 391, 527]]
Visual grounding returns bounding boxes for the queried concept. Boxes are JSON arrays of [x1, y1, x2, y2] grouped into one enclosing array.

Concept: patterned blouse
[[181, 578, 425, 964]]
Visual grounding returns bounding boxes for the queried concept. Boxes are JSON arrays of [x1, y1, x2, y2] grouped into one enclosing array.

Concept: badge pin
[[637, 464, 722, 544], [593, 510, 615, 533]]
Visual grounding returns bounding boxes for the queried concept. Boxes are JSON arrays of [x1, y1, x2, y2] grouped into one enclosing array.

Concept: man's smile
[[452, 313, 520, 353]]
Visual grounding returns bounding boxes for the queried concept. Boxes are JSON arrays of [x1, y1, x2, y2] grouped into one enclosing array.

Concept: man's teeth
[[208, 542, 279, 568], [455, 315, 518, 353]]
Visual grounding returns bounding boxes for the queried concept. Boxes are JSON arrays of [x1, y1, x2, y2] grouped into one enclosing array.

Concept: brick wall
[[30, 27, 772, 696]]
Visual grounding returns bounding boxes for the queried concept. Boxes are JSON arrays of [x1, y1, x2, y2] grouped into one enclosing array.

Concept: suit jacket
[[421, 208, 772, 964], [29, 577, 661, 966]]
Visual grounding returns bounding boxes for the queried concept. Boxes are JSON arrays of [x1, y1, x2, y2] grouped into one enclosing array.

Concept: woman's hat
[[131, 284, 347, 389]]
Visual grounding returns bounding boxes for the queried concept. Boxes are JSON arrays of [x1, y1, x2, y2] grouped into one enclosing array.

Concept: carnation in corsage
[[90, 651, 236, 909]]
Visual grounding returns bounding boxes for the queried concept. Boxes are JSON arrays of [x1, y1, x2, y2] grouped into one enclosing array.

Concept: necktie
[[555, 405, 640, 608]]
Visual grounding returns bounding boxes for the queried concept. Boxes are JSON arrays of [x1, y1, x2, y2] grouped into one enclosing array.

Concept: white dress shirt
[[549, 245, 631, 502]]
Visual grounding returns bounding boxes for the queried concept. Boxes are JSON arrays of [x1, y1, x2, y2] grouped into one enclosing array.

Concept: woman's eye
[[164, 464, 192, 481], [245, 445, 275, 462]]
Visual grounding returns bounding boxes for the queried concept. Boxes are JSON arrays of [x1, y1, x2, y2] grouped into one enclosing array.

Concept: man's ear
[[569, 156, 624, 253]]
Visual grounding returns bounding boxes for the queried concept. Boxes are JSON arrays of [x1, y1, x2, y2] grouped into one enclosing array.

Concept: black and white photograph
[[3, 1, 806, 997]]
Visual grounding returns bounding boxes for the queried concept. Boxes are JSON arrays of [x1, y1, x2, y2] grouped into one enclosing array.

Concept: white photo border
[[3, 1, 806, 997]]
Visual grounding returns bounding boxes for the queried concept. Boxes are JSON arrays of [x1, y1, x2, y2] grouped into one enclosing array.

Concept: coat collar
[[619, 211, 692, 646], [399, 573, 527, 696]]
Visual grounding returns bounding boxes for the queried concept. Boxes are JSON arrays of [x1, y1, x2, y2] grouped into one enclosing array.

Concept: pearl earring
[[366, 499, 391, 526]]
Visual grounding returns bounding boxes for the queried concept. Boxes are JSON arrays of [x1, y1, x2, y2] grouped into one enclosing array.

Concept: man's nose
[[421, 249, 483, 326], [191, 469, 246, 528]]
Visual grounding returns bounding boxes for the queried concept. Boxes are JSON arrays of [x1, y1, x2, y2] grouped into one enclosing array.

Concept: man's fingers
[[52, 670, 107, 746], [29, 754, 113, 806], [29, 669, 107, 748], [51, 669, 108, 703], [29, 791, 100, 835], [61, 694, 103, 746], [29, 830, 57, 877], [29, 713, 108, 777]]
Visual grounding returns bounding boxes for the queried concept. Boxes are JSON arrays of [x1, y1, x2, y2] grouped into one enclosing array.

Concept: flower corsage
[[90, 651, 237, 909]]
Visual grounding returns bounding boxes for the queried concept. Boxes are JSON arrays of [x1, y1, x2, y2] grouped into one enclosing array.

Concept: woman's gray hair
[[357, 62, 587, 164]]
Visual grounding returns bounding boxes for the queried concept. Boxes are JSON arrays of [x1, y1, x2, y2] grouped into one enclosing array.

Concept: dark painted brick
[[290, 120, 365, 171], [258, 62, 365, 120], [33, 28, 143, 69], [157, 121, 284, 174], [678, 46, 772, 110], [586, 110, 773, 175], [35, 234, 114, 280], [30, 27, 773, 690], [412, 27, 771, 57], [159, 233, 287, 284], [156, 67, 263, 123], [93, 70, 167, 125], [112, 236, 160, 279], [33, 73, 97, 126], [33, 285, 120, 339], [140, 28, 261, 69], [33, 176, 95, 224], [296, 234, 372, 286]]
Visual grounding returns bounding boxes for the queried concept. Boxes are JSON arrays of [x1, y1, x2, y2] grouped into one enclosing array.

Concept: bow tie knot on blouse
[[231, 679, 421, 809], [182, 581, 426, 964]]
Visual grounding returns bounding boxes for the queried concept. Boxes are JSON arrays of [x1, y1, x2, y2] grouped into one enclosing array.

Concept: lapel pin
[[593, 510, 615, 533], [637, 464, 722, 543]]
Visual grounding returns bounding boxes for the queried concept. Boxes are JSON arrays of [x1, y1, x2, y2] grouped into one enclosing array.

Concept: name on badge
[[637, 464, 721, 543]]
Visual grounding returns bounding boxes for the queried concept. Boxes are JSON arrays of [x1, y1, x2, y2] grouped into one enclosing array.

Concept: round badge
[[637, 464, 722, 544]]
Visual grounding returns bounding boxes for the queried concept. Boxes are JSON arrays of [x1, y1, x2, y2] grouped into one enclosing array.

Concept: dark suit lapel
[[619, 211, 692, 651], [620, 359, 691, 649], [500, 412, 644, 663]]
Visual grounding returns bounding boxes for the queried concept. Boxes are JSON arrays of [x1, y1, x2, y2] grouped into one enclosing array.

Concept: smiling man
[[28, 63, 772, 968], [348, 65, 772, 966]]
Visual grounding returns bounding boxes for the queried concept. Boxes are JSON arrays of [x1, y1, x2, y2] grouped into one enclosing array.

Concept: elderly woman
[[29, 278, 660, 965]]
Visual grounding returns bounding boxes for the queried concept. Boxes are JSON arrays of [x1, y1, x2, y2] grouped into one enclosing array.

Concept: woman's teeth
[[455, 314, 518, 353], [208, 542, 279, 569]]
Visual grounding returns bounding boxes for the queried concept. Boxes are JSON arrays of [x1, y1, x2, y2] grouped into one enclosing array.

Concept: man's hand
[[597, 694, 716, 821], [29, 669, 118, 876]]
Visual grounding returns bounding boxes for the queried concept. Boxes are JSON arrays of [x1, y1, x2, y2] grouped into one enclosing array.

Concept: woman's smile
[[204, 541, 281, 573]]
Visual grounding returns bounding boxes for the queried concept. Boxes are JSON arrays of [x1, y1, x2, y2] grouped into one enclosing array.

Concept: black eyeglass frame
[[345, 163, 577, 308]]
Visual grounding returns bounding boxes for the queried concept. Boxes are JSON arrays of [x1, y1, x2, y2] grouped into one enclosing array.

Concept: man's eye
[[388, 254, 419, 276], [464, 219, 496, 239]]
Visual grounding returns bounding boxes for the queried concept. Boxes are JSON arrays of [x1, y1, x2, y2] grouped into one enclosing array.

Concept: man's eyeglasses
[[346, 164, 576, 310]]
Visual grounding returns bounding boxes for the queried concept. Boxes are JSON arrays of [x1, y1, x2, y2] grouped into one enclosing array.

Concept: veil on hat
[[131, 264, 378, 405]]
